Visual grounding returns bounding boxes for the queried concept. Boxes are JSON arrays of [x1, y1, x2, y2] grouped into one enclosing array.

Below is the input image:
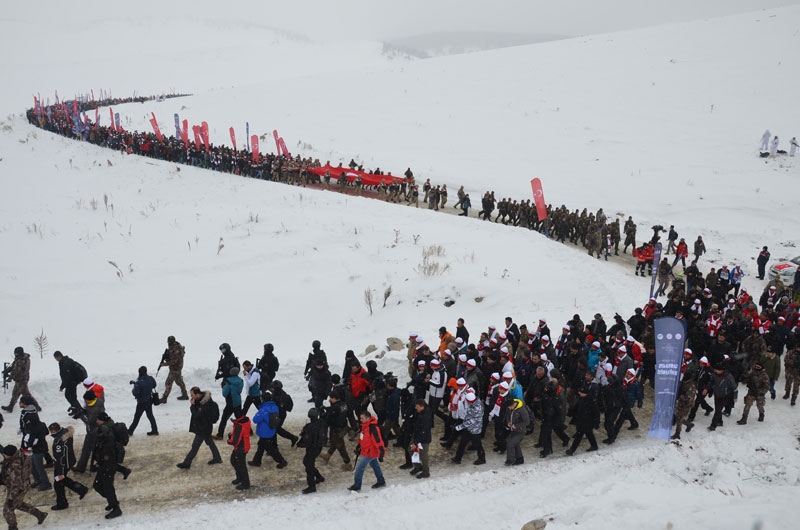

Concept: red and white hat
[[466, 392, 477, 403], [458, 354, 468, 363], [498, 381, 510, 392], [618, 345, 627, 353], [684, 348, 693, 356], [417, 360, 426, 367], [430, 359, 441, 368], [457, 378, 467, 387], [626, 368, 636, 376], [466, 359, 477, 368], [541, 335, 550, 343], [490, 372, 501, 382], [502, 372, 514, 380]]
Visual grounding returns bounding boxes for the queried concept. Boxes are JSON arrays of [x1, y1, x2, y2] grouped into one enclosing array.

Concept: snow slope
[[1, 1, 799, 529]]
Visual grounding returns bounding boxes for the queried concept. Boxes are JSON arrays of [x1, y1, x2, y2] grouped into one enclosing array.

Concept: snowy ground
[[1, 1, 799, 528]]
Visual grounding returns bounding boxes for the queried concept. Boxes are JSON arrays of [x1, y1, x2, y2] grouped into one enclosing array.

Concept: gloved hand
[[379, 448, 385, 462]]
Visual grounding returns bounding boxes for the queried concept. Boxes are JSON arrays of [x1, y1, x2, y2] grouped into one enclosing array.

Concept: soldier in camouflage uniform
[[2, 347, 41, 413], [737, 360, 770, 423], [672, 350, 699, 439], [623, 219, 637, 254], [783, 343, 800, 405], [160, 336, 189, 403], [1, 446, 47, 529]]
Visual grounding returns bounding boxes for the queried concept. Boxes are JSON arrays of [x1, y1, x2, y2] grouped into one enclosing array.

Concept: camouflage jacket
[[0, 451, 31, 499], [166, 342, 185, 370], [8, 353, 31, 383], [742, 369, 770, 396]]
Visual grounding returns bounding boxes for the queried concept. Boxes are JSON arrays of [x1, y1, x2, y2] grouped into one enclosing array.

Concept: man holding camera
[[128, 367, 158, 436]]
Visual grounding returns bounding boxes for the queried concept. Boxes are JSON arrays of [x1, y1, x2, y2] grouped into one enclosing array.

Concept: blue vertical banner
[[649, 242, 662, 299], [648, 316, 684, 440]]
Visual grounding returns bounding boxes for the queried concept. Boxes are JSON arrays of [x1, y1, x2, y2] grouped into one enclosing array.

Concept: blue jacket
[[222, 375, 244, 407], [587, 347, 601, 373], [132, 375, 157, 404], [623, 377, 644, 408], [252, 400, 279, 438]]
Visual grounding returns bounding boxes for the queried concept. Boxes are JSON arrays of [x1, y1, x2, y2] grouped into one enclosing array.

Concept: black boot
[[105, 506, 122, 519]]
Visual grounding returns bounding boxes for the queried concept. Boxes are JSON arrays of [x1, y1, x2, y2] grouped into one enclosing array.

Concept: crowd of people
[[8, 94, 798, 523], [1, 254, 797, 522]]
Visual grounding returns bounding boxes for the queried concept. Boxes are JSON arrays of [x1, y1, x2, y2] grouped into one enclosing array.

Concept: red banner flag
[[229, 127, 237, 151], [192, 125, 202, 149], [94, 107, 99, 130], [201, 121, 210, 153], [149, 112, 163, 141], [273, 130, 281, 154], [181, 120, 189, 148], [530, 178, 548, 221], [109, 107, 116, 132], [251, 135, 259, 163]]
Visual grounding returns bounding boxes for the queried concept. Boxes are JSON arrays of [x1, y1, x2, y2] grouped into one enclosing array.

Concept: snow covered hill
[[1, 1, 799, 529]]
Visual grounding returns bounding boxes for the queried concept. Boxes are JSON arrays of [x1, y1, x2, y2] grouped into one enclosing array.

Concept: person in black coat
[[92, 414, 121, 519], [304, 340, 328, 381], [566, 374, 599, 455], [539, 380, 569, 458], [756, 246, 770, 280], [308, 361, 332, 409], [53, 351, 87, 410], [299, 408, 327, 494], [410, 400, 432, 479], [177, 387, 222, 468], [48, 423, 88, 511], [601, 373, 625, 444], [215, 343, 240, 386], [258, 344, 280, 390], [128, 366, 158, 436]]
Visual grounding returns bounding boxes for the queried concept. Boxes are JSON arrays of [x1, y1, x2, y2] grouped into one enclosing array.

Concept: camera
[[129, 380, 136, 385]]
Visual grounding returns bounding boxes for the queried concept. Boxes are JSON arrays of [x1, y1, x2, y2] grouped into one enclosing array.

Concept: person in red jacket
[[82, 378, 105, 401], [672, 238, 689, 269], [229, 413, 251, 490], [348, 363, 372, 412], [348, 411, 385, 492]]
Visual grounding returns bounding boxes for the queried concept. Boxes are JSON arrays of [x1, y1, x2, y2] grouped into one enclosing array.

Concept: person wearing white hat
[[486, 381, 511, 453], [427, 358, 447, 426], [465, 359, 483, 399], [450, 390, 485, 465], [613, 368, 642, 434], [411, 360, 430, 401]]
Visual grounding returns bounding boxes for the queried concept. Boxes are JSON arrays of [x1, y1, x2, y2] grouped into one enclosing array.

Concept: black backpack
[[112, 422, 129, 447], [207, 399, 220, 424]]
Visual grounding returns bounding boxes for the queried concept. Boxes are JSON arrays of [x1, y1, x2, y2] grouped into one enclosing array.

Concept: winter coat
[[52, 426, 77, 476], [428, 367, 447, 399], [8, 353, 31, 383], [505, 399, 531, 433], [762, 353, 781, 380], [325, 400, 349, 430], [215, 351, 240, 381], [571, 385, 600, 433], [385, 388, 400, 423], [243, 368, 261, 398], [587, 347, 601, 372], [309, 366, 332, 399], [357, 416, 385, 459], [412, 405, 432, 445], [706, 371, 737, 398], [458, 400, 483, 435], [621, 376, 644, 408], [92, 423, 117, 471], [132, 375, 157, 404], [614, 354, 635, 380], [272, 388, 294, 418], [229, 415, 251, 453], [299, 418, 327, 452], [189, 391, 218, 435], [258, 351, 279, 387], [349, 367, 372, 401], [164, 341, 185, 370], [222, 375, 244, 407], [742, 369, 770, 397], [0, 450, 31, 500], [253, 400, 280, 439], [58, 355, 87, 389]]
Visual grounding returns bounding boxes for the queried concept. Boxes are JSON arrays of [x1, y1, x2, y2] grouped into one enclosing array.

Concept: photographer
[[128, 366, 158, 436], [2, 347, 41, 413]]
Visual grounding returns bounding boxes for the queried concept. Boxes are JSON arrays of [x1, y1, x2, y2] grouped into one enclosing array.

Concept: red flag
[[192, 125, 202, 149], [530, 178, 548, 221], [273, 130, 281, 154], [149, 112, 163, 141], [201, 121, 210, 153], [229, 127, 237, 151], [251, 135, 259, 163], [109, 107, 116, 132], [94, 107, 99, 130], [73, 99, 78, 116], [181, 120, 189, 148]]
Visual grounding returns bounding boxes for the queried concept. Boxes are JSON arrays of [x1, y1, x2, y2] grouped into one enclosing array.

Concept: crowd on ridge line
[[26, 97, 709, 261], [2, 260, 799, 520]]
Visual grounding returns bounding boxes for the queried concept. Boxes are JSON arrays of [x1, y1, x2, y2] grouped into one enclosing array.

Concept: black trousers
[[231, 449, 249, 487], [251, 437, 285, 465], [183, 433, 221, 464], [54, 472, 87, 507], [454, 431, 484, 461], [129, 401, 158, 434], [92, 467, 118, 508], [303, 448, 323, 487]]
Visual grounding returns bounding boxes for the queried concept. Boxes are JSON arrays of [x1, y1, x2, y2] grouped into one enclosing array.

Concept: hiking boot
[[586, 446, 598, 452], [758, 413, 764, 422], [247, 460, 261, 467], [473, 456, 486, 465], [539, 450, 552, 458], [235, 484, 250, 491], [565, 449, 576, 456], [792, 398, 797, 406], [770, 390, 776, 400], [450, 458, 462, 464], [783, 391, 790, 399], [371, 481, 386, 489], [602, 438, 614, 445], [416, 472, 430, 479], [276, 461, 288, 469], [34, 509, 48, 524], [685, 422, 694, 433], [232, 479, 240, 485], [320, 453, 331, 464], [105, 506, 122, 519], [147, 431, 159, 436], [302, 486, 316, 494], [671, 433, 680, 440], [38, 484, 52, 491], [704, 408, 713, 416], [347, 485, 360, 492], [160, 397, 168, 405], [176, 462, 190, 469], [207, 458, 222, 465], [50, 504, 69, 511], [177, 395, 190, 401], [315, 476, 325, 484], [410, 467, 421, 475], [212, 434, 223, 440], [341, 462, 352, 471], [399, 462, 413, 470], [0, 405, 12, 413], [121, 467, 131, 480]]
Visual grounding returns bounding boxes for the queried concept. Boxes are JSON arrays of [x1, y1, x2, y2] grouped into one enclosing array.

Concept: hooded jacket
[[51, 426, 77, 476], [189, 391, 218, 435], [252, 400, 280, 439], [222, 374, 244, 407]]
